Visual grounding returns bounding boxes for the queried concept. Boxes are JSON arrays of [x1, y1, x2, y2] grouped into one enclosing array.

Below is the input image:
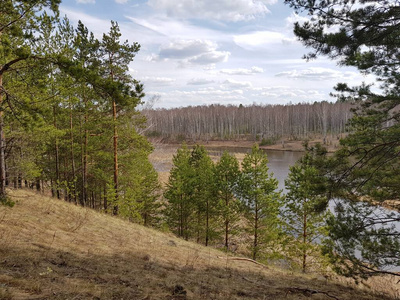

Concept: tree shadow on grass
[[0, 244, 393, 300]]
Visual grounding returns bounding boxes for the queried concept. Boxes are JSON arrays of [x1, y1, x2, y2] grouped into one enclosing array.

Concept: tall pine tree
[[165, 144, 194, 239], [239, 144, 283, 260], [214, 151, 241, 250], [284, 144, 329, 273]]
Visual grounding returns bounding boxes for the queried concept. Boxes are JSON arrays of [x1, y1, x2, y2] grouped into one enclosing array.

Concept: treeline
[[143, 101, 353, 142], [1, 1, 159, 224], [164, 143, 329, 271]]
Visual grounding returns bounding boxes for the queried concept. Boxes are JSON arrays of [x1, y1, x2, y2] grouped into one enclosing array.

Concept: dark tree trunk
[[0, 73, 6, 199], [69, 101, 77, 204], [253, 201, 258, 261], [53, 105, 60, 199], [205, 199, 209, 246], [112, 100, 119, 215]]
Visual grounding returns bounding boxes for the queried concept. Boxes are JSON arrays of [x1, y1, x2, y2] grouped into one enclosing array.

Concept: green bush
[[259, 137, 277, 146], [0, 195, 15, 207]]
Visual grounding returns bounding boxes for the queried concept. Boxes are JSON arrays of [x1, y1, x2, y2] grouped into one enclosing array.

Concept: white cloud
[[252, 86, 327, 102], [285, 12, 309, 27], [220, 66, 263, 75], [76, 0, 95, 3], [142, 76, 176, 86], [158, 40, 230, 66], [187, 78, 215, 85], [147, 0, 277, 22], [126, 16, 222, 41], [159, 40, 217, 59], [222, 79, 252, 89], [275, 67, 358, 81], [176, 88, 245, 97], [143, 54, 160, 62], [115, 0, 128, 3], [187, 51, 230, 65], [233, 31, 296, 49], [60, 8, 111, 36]]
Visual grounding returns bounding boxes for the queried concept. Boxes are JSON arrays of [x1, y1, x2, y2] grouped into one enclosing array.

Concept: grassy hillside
[[0, 189, 395, 299]]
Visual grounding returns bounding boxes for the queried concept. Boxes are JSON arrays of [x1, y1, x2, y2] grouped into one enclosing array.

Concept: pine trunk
[[253, 200, 258, 261], [80, 106, 88, 207], [103, 185, 107, 210], [0, 73, 6, 199], [225, 191, 229, 249], [53, 105, 60, 199], [205, 199, 209, 246], [302, 210, 307, 273], [112, 100, 119, 215], [83, 98, 89, 206], [69, 101, 77, 204], [180, 195, 183, 237]]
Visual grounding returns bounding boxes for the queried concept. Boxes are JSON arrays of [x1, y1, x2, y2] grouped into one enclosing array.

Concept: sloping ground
[[0, 189, 394, 300]]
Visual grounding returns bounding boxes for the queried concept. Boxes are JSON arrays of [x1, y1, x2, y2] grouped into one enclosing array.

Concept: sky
[[59, 0, 375, 108]]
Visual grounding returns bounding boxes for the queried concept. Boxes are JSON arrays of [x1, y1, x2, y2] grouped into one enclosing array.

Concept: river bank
[[150, 137, 339, 153]]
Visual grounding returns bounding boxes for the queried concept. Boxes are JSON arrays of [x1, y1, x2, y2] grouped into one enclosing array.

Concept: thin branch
[[284, 287, 340, 300], [0, 5, 31, 33], [216, 255, 269, 269]]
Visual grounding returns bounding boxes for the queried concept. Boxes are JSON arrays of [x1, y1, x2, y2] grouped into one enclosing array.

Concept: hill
[[0, 189, 394, 300]]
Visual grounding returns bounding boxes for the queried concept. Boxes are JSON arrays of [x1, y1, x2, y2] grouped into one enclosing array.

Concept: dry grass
[[0, 189, 397, 299]]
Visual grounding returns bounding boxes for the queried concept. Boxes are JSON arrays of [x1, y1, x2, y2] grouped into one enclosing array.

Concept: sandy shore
[[151, 137, 340, 152]]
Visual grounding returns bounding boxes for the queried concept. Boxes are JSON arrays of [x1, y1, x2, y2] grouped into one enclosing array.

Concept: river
[[205, 146, 303, 191]]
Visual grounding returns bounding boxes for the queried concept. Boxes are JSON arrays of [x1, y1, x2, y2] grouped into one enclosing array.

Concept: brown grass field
[[0, 189, 398, 299]]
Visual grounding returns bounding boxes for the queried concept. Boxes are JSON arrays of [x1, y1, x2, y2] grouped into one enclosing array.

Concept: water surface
[[206, 146, 303, 191]]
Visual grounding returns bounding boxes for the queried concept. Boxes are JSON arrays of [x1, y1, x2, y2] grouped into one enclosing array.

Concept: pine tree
[[73, 20, 101, 207], [284, 144, 329, 273], [165, 144, 194, 239], [117, 110, 159, 225], [119, 150, 161, 227], [0, 0, 61, 200], [189, 145, 216, 246], [239, 144, 283, 260], [214, 151, 241, 250], [284, 0, 400, 278], [98, 21, 143, 215]]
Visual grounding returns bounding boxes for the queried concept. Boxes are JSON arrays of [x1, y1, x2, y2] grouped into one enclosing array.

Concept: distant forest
[[143, 101, 353, 142]]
